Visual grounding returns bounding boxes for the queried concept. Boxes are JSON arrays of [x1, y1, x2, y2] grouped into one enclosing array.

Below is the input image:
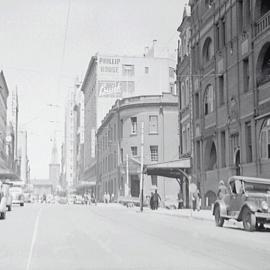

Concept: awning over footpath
[[0, 168, 19, 180], [144, 158, 191, 179], [74, 181, 96, 193]]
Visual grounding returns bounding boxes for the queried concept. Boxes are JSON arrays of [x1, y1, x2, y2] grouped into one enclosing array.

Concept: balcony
[[255, 10, 270, 37]]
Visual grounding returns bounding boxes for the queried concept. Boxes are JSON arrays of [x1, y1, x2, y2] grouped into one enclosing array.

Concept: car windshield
[[244, 182, 270, 193]]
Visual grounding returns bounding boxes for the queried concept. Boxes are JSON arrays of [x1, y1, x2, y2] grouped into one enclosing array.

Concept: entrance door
[[130, 175, 140, 197], [235, 150, 240, 176]]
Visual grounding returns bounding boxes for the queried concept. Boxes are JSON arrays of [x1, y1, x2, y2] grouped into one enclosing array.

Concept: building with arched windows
[[177, 0, 270, 208]]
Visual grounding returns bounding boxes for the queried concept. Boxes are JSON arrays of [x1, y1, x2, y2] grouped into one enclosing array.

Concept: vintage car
[[10, 185, 24, 207], [213, 176, 270, 231]]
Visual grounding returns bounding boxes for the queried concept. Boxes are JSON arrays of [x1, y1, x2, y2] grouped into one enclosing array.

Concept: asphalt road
[[0, 203, 270, 270]]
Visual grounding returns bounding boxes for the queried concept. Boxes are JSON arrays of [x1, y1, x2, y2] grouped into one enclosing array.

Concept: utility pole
[[125, 154, 129, 197], [140, 122, 144, 212]]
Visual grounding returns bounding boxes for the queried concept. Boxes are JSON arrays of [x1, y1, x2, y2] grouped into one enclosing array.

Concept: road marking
[[26, 208, 42, 270]]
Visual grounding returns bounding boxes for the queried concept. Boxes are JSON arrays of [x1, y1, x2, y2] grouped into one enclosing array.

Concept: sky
[[0, 0, 186, 179]]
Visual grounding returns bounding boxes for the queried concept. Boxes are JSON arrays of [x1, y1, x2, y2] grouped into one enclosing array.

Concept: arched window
[[205, 139, 217, 171], [256, 42, 270, 86], [204, 85, 214, 115], [260, 118, 270, 159], [202, 37, 213, 64]]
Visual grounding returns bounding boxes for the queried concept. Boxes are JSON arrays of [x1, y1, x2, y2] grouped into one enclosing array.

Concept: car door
[[229, 179, 244, 216]]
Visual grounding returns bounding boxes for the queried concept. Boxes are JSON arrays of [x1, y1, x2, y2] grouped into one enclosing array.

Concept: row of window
[[190, 57, 249, 118], [122, 64, 175, 78], [195, 119, 270, 172], [129, 115, 159, 135], [120, 145, 159, 163]]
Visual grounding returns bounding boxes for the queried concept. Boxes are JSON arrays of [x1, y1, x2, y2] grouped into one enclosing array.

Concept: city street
[[0, 203, 270, 270]]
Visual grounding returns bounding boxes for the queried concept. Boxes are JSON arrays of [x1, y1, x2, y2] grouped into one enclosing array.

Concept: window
[[238, 0, 243, 32], [196, 141, 201, 170], [260, 119, 270, 159], [243, 58, 249, 92], [195, 93, 200, 119], [221, 131, 226, 167], [149, 115, 158, 134], [120, 148, 123, 163], [130, 117, 137, 134], [219, 75, 225, 106], [187, 125, 191, 152], [150, 146, 158, 161], [246, 122, 252, 163], [122, 65, 134, 76], [113, 151, 117, 168], [131, 146, 138, 157], [170, 83, 175, 94], [145, 67, 149, 74], [204, 85, 214, 115], [221, 18, 226, 47], [120, 119, 123, 138], [215, 23, 220, 51], [185, 78, 190, 106], [181, 82, 186, 109], [202, 37, 213, 64], [169, 67, 175, 78], [151, 175, 158, 187]]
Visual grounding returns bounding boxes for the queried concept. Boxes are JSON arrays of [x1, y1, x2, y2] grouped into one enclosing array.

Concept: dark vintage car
[[213, 176, 270, 231]]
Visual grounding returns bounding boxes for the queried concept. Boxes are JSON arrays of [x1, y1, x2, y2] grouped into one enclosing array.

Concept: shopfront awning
[[0, 169, 20, 180], [144, 158, 191, 179]]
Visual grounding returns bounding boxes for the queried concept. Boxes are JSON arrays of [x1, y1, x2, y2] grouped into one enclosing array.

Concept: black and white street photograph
[[0, 0, 270, 269]]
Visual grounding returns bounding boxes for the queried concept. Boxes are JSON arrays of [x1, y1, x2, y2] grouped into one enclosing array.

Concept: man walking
[[152, 189, 161, 210]]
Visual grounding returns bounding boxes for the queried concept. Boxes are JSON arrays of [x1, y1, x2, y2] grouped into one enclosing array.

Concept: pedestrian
[[111, 193, 114, 203], [196, 190, 201, 211], [177, 191, 184, 209], [150, 192, 154, 210], [217, 180, 228, 200], [152, 189, 161, 210], [192, 192, 197, 211], [103, 192, 107, 203]]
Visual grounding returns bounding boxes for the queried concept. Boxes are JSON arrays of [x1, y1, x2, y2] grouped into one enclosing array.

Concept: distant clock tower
[[49, 137, 60, 192]]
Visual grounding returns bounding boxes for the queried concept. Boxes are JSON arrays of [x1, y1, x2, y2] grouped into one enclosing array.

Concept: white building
[[81, 41, 176, 183], [17, 130, 29, 185], [64, 79, 81, 188]]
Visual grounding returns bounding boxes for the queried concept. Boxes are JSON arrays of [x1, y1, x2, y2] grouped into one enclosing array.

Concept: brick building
[[177, 0, 270, 208], [96, 93, 179, 201]]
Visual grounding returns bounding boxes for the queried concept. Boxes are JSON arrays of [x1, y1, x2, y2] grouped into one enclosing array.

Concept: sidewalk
[[143, 207, 214, 222]]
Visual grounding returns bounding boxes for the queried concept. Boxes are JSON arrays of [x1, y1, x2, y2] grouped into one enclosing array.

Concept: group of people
[[83, 193, 96, 205], [103, 192, 114, 203], [149, 190, 161, 210]]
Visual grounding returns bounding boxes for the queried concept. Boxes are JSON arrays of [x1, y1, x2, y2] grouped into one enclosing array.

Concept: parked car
[[213, 176, 270, 231], [74, 195, 84, 205], [58, 196, 68, 204], [10, 185, 24, 207]]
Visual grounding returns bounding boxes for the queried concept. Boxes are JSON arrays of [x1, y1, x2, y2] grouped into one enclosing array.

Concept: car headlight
[[261, 201, 268, 211]]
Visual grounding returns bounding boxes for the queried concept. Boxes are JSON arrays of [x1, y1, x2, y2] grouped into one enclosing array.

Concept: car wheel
[[0, 212, 6, 219], [20, 203, 24, 207], [7, 205, 11, 211], [242, 208, 256, 232], [214, 206, 224, 227]]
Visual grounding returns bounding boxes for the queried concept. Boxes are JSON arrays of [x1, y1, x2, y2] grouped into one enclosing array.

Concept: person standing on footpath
[[217, 180, 228, 200], [153, 189, 161, 210]]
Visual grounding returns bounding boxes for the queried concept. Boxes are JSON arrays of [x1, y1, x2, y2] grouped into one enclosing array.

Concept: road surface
[[0, 203, 269, 270]]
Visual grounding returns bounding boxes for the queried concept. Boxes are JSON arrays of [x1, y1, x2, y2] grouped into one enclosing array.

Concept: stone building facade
[[96, 93, 179, 201], [178, 0, 270, 208]]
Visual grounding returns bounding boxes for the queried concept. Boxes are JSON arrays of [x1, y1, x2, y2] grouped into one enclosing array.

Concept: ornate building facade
[[178, 0, 270, 208]]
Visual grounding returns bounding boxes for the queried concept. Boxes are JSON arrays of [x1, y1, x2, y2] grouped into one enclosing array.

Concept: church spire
[[51, 136, 58, 164]]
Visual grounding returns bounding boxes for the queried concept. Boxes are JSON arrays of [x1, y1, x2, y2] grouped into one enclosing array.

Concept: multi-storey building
[[81, 42, 176, 187], [17, 130, 29, 185], [0, 72, 9, 171], [96, 93, 179, 201], [64, 79, 80, 188], [179, 0, 270, 208], [49, 137, 60, 192]]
